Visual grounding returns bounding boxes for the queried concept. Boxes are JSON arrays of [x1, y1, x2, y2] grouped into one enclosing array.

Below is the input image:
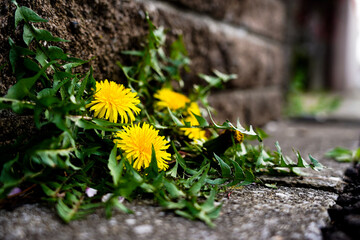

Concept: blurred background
[[286, 0, 360, 120]]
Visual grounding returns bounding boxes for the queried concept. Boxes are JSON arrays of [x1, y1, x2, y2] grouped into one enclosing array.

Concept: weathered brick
[[208, 87, 283, 126], [143, 1, 285, 89], [161, 0, 286, 41]]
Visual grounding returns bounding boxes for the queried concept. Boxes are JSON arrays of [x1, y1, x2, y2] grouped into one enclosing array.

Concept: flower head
[[154, 88, 190, 111], [87, 80, 140, 123], [114, 123, 171, 171], [183, 102, 207, 141]]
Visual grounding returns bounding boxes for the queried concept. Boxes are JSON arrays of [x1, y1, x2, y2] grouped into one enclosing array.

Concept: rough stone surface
[[0, 185, 337, 240], [160, 0, 286, 41], [0, 0, 149, 96], [1, 121, 358, 240], [207, 87, 283, 126]]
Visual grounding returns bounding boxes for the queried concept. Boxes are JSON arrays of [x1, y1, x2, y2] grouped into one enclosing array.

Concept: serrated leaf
[[296, 151, 308, 168], [213, 69, 237, 82], [164, 180, 185, 199], [279, 155, 288, 167], [5, 61, 55, 100], [309, 155, 324, 171], [41, 183, 57, 197], [201, 188, 217, 212], [189, 164, 209, 196], [237, 169, 255, 186], [214, 153, 231, 178], [229, 159, 245, 180]]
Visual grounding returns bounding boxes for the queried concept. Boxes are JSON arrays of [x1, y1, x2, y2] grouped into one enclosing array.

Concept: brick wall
[[140, 0, 287, 126], [0, 0, 288, 143]]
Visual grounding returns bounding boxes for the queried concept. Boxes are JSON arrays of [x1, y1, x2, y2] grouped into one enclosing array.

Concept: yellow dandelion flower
[[114, 123, 171, 171], [86, 80, 140, 123], [183, 102, 207, 141], [154, 88, 190, 110]]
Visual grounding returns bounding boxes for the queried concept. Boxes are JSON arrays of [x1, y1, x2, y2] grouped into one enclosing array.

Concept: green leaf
[[5, 61, 55, 100], [309, 155, 324, 171], [166, 160, 178, 178], [9, 48, 18, 73], [56, 194, 85, 223], [41, 183, 57, 197], [23, 24, 34, 45], [35, 48, 48, 67], [296, 151, 308, 168], [110, 196, 132, 214], [0, 156, 20, 185], [214, 153, 231, 178], [167, 107, 184, 126], [144, 145, 159, 179], [189, 164, 209, 196], [191, 112, 209, 127], [72, 118, 119, 132], [108, 145, 123, 186], [116, 62, 139, 83], [14, 6, 23, 27], [354, 148, 360, 161], [229, 159, 245, 180], [34, 28, 68, 43], [47, 46, 68, 60], [201, 188, 217, 212], [24, 58, 41, 73], [18, 6, 48, 25], [237, 169, 255, 186], [9, 37, 36, 73], [121, 50, 144, 56], [75, 71, 90, 101], [325, 147, 353, 162], [63, 59, 91, 72], [164, 180, 185, 199]]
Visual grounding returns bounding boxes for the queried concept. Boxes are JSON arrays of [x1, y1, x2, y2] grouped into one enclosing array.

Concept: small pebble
[[133, 224, 153, 235]]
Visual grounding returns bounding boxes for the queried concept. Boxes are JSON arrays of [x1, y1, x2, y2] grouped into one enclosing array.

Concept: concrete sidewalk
[[0, 121, 359, 240]]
